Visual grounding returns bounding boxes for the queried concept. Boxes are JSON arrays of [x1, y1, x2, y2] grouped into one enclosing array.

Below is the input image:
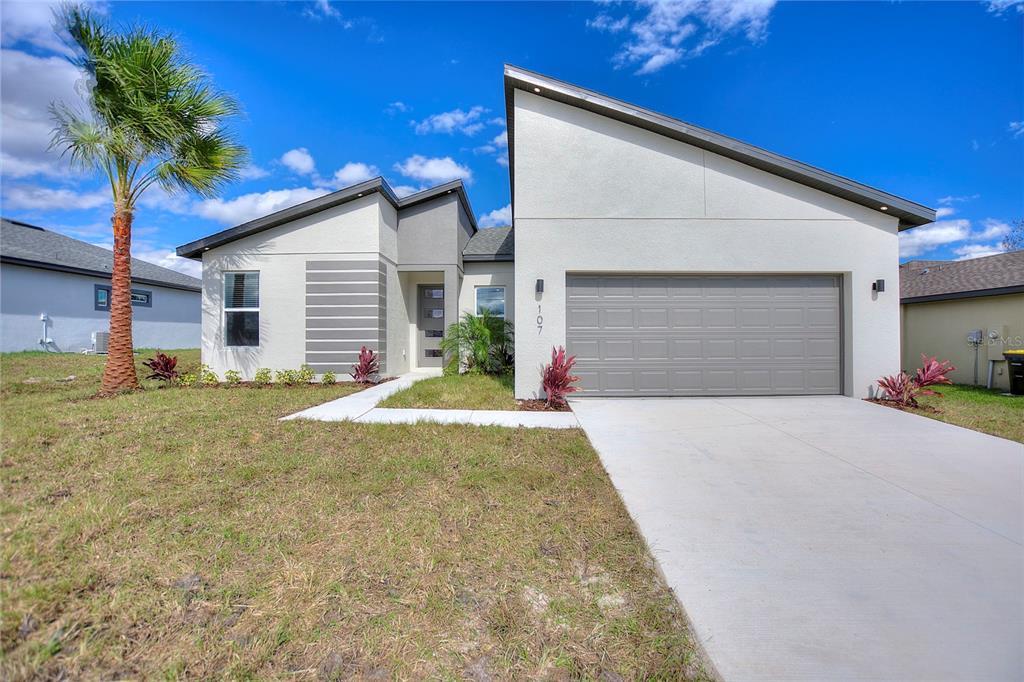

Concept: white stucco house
[[176, 66, 935, 399], [1, 218, 201, 352]]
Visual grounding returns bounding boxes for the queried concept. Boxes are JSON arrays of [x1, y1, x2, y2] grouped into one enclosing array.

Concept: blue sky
[[1, 0, 1021, 278]]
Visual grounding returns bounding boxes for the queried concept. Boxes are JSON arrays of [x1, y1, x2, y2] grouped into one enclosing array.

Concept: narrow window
[[475, 286, 505, 318], [224, 272, 259, 347], [95, 286, 109, 309], [94, 285, 151, 309]]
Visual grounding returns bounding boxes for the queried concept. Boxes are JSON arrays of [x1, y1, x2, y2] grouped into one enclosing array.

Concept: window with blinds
[[224, 272, 259, 346]]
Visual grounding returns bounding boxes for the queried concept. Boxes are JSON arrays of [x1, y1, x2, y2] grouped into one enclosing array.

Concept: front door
[[418, 284, 445, 367]]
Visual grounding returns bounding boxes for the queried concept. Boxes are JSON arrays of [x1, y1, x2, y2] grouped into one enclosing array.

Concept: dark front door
[[418, 284, 445, 367]]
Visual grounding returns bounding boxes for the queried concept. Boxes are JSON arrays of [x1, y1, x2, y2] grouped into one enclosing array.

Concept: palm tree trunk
[[100, 208, 140, 393]]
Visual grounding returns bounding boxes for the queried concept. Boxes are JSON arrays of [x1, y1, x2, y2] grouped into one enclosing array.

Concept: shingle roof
[[1, 218, 201, 291], [463, 226, 513, 261], [899, 251, 1024, 302]]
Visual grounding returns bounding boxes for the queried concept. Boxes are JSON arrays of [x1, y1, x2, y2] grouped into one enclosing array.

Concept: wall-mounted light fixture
[[535, 279, 544, 295], [872, 279, 885, 293]]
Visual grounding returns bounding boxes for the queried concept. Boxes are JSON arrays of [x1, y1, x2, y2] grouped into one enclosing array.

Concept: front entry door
[[418, 284, 445, 367]]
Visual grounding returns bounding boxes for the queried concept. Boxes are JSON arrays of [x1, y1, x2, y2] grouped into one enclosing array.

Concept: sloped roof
[[900, 251, 1024, 302], [176, 178, 477, 258], [463, 226, 513, 261], [503, 65, 935, 230], [1, 218, 201, 291]]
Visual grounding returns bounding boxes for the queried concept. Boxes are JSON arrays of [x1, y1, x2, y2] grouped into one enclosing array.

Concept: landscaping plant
[[141, 353, 178, 382], [350, 346, 379, 384], [320, 370, 336, 386], [297, 364, 315, 384], [198, 364, 219, 386], [50, 5, 245, 393], [224, 369, 242, 385], [541, 346, 581, 408], [877, 354, 956, 407], [177, 371, 197, 388], [253, 368, 272, 386], [275, 369, 299, 385], [439, 310, 514, 375]]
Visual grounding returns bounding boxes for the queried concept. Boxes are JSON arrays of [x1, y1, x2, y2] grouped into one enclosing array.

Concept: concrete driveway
[[571, 396, 1023, 681]]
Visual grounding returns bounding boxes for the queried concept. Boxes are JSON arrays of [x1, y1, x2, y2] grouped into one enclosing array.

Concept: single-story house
[[176, 65, 935, 399], [900, 251, 1024, 390], [1, 218, 201, 352]]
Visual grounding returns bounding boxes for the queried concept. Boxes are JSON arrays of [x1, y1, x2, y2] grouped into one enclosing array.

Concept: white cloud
[[302, 0, 353, 26], [2, 184, 109, 210], [937, 193, 980, 205], [0, 1, 109, 56], [390, 184, 421, 198], [280, 147, 316, 175], [322, 161, 379, 188], [393, 155, 472, 185], [133, 244, 203, 278], [0, 48, 89, 179], [953, 243, 1007, 261], [195, 187, 330, 225], [899, 220, 972, 258], [589, 0, 777, 75], [935, 207, 956, 219], [385, 101, 409, 115], [987, 0, 1024, 14], [238, 163, 270, 180], [478, 203, 511, 228], [413, 106, 489, 136], [1009, 121, 1024, 138], [976, 218, 1011, 241], [474, 130, 508, 154]]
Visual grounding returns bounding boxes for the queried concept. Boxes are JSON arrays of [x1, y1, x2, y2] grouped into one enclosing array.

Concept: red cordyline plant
[[877, 354, 955, 407], [142, 353, 178, 382], [349, 346, 379, 384], [542, 346, 581, 408]]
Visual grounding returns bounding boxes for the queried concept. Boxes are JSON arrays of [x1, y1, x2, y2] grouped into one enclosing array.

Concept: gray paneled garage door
[[566, 274, 841, 396]]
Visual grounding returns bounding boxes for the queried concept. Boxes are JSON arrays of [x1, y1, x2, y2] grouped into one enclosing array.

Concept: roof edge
[[901, 285, 1024, 304], [503, 64, 935, 230], [1, 255, 201, 292]]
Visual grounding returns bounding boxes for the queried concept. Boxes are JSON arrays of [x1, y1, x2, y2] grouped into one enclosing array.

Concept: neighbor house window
[[475, 286, 505, 318], [224, 272, 259, 347], [94, 284, 152, 310]]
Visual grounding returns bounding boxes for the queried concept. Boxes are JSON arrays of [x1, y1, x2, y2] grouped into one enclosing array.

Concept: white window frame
[[223, 271, 260, 348], [475, 285, 506, 319]]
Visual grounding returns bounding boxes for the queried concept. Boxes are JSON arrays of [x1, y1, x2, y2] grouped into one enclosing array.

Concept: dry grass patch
[[1, 352, 707, 680], [379, 373, 518, 411]]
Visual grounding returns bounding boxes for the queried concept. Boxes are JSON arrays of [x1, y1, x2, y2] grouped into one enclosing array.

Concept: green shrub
[[320, 370, 336, 385], [439, 310, 514, 375], [178, 372, 197, 388], [275, 369, 299, 385], [297, 364, 315, 384], [253, 368, 272, 386], [224, 369, 242, 385], [198, 364, 218, 386]]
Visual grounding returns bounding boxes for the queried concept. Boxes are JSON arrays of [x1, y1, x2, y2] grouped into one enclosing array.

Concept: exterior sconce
[[872, 279, 885, 293], [536, 279, 544, 295]]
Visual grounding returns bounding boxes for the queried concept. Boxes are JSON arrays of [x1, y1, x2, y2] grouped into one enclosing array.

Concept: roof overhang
[[901, 285, 1024, 304], [0, 255, 201, 292], [462, 253, 514, 262], [504, 64, 935, 230], [176, 177, 477, 259]]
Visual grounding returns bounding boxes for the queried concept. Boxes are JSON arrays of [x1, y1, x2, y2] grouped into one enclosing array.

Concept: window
[[425, 329, 443, 338], [424, 308, 443, 319], [423, 288, 444, 299], [475, 286, 505, 318], [424, 349, 443, 358], [224, 272, 259, 347], [94, 284, 152, 310]]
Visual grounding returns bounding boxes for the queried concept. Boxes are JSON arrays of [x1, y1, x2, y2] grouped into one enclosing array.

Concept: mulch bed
[[517, 399, 572, 412], [864, 398, 940, 414]]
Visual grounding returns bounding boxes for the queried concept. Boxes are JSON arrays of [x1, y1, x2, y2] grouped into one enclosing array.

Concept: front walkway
[[571, 395, 1023, 681], [283, 371, 579, 428]]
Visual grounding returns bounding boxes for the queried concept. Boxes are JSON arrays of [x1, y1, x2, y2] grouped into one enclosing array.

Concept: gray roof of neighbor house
[[176, 178, 477, 258], [900, 250, 1024, 303], [503, 64, 936, 230], [463, 226, 513, 261], [1, 218, 201, 292]]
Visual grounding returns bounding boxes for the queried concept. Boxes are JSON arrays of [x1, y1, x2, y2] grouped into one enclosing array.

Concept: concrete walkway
[[283, 370, 578, 428], [571, 395, 1024, 681]]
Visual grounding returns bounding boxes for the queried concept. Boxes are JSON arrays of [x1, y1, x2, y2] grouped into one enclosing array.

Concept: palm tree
[[439, 310, 514, 375], [50, 5, 245, 393]]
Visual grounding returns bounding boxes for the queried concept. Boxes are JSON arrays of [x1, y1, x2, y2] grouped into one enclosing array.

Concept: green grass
[[911, 383, 1024, 443], [0, 352, 706, 680], [379, 373, 518, 410]]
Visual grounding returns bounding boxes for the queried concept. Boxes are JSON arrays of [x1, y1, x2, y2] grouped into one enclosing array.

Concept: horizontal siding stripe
[[306, 341, 383, 352], [306, 329, 381, 340], [306, 282, 381, 294], [306, 318, 384, 329], [306, 306, 381, 317], [304, 271, 387, 283], [306, 260, 383, 271], [305, 352, 387, 363], [305, 294, 384, 306]]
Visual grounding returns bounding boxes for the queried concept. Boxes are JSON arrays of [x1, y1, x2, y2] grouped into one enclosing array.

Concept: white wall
[[0, 263, 199, 352], [458, 261, 515, 324], [513, 90, 901, 399]]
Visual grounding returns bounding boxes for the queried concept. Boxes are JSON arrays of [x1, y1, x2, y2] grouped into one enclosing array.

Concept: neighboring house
[[1, 218, 201, 352], [177, 66, 935, 398], [900, 251, 1024, 390]]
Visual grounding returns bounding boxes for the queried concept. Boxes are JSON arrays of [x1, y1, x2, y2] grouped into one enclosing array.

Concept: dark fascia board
[[504, 64, 935, 230], [462, 253, 514, 262], [1, 255, 201, 292], [176, 177, 477, 259], [900, 285, 1024, 304]]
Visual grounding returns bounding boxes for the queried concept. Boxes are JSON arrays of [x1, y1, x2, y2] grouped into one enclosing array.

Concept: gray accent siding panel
[[306, 329, 381, 340], [306, 260, 382, 271], [566, 274, 841, 396], [305, 258, 388, 367], [305, 294, 384, 306], [306, 282, 381, 294]]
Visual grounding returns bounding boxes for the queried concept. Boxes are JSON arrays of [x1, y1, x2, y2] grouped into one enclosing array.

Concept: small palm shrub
[[297, 364, 315, 384], [350, 347, 379, 384], [253, 368, 272, 386], [439, 310, 514, 375], [224, 369, 242, 385], [142, 353, 178, 382], [199, 364, 218, 386], [320, 370, 336, 385], [877, 354, 955, 407], [541, 346, 580, 408]]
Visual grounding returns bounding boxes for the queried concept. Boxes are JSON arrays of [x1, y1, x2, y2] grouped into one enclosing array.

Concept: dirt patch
[[517, 399, 572, 412], [864, 398, 941, 414]]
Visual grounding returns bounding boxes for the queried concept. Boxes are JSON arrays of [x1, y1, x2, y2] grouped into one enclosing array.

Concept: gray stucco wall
[[398, 195, 463, 267], [0, 262, 200, 352]]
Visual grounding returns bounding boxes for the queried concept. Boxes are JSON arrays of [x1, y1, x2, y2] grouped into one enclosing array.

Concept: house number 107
[[536, 305, 543, 332]]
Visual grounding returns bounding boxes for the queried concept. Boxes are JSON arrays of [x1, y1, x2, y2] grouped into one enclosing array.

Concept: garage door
[[566, 274, 841, 396]]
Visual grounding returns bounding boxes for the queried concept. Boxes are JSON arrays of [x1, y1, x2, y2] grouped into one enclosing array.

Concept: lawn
[[379, 373, 518, 411], [0, 352, 706, 680], [909, 383, 1024, 443]]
